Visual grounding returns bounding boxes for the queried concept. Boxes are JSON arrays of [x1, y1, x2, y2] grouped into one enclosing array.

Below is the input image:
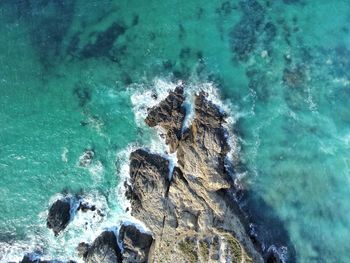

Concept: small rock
[[78, 202, 96, 212], [79, 150, 94, 167], [46, 198, 71, 236]]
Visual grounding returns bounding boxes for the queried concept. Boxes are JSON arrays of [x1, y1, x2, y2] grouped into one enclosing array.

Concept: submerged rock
[[46, 198, 71, 236], [119, 224, 153, 263], [283, 67, 306, 88], [79, 150, 95, 167], [125, 87, 264, 262], [230, 0, 265, 61], [82, 231, 122, 263]]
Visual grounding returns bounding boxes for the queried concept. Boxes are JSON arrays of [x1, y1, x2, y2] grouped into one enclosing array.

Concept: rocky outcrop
[[77, 225, 152, 263], [46, 196, 105, 236], [145, 85, 186, 153], [46, 198, 71, 236], [119, 224, 153, 263], [81, 231, 122, 263], [125, 87, 264, 262], [126, 149, 173, 235], [177, 91, 231, 192]]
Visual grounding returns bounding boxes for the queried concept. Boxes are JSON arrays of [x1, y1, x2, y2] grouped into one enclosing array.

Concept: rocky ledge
[[125, 85, 264, 262]]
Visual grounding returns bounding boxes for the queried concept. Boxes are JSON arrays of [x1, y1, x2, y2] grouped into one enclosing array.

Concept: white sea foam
[[115, 144, 139, 213], [0, 242, 33, 262], [333, 77, 350, 86], [61, 147, 69, 163], [267, 245, 288, 263], [130, 78, 179, 126], [181, 91, 195, 131], [88, 161, 104, 181]]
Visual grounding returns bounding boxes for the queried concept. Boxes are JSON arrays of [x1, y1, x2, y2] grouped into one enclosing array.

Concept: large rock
[[177, 92, 231, 192], [145, 85, 185, 153], [46, 198, 71, 236], [119, 224, 153, 263], [126, 149, 176, 235], [83, 231, 122, 263], [124, 89, 265, 262]]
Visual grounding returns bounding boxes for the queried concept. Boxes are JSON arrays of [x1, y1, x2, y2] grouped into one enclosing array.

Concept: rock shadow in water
[[236, 189, 297, 263]]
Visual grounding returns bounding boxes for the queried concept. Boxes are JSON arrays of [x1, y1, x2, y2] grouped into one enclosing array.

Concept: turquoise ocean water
[[0, 0, 349, 262]]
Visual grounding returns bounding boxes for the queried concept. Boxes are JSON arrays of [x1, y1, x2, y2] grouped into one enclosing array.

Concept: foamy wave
[[1, 188, 132, 262], [130, 78, 179, 126], [115, 144, 139, 213], [0, 242, 33, 262], [61, 147, 69, 163], [88, 161, 104, 181]]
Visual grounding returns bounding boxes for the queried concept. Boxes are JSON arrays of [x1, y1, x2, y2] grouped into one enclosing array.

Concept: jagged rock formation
[[46, 196, 104, 237], [81, 231, 122, 263], [119, 224, 154, 263], [125, 86, 264, 263], [77, 225, 153, 263], [46, 198, 71, 236], [145, 85, 186, 153]]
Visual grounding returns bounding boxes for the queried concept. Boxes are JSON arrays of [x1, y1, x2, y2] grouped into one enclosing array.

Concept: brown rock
[[119, 224, 153, 263], [145, 85, 185, 153], [125, 88, 264, 263]]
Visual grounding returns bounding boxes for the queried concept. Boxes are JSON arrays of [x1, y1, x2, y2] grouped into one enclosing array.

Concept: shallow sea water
[[0, 0, 349, 262]]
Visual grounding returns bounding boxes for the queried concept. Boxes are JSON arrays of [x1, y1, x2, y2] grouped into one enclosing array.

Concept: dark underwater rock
[[119, 224, 153, 263], [2, 0, 76, 68], [79, 150, 95, 167], [46, 198, 71, 236], [230, 0, 265, 60], [83, 231, 122, 263], [73, 84, 92, 108], [80, 22, 126, 59], [283, 67, 306, 88]]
